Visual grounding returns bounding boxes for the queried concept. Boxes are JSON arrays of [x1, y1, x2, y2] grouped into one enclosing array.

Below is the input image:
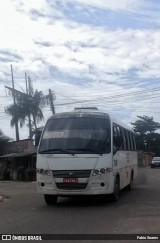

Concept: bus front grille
[[53, 170, 91, 190], [52, 170, 91, 178], [56, 183, 87, 190]]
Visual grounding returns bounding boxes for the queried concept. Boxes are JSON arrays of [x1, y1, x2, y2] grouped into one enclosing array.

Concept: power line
[[53, 86, 160, 106]]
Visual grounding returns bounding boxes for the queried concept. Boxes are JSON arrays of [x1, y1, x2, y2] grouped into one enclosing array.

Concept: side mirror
[[35, 127, 44, 147]]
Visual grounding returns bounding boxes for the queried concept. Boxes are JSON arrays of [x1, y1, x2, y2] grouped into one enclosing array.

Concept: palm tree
[[5, 88, 46, 139], [18, 89, 45, 135]]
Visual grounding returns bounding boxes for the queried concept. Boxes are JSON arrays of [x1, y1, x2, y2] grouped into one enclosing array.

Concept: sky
[[1, 0, 160, 140]]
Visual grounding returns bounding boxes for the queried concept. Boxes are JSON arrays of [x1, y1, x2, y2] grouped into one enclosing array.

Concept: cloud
[[1, 1, 160, 85], [13, 0, 66, 20], [0, 50, 23, 63], [58, 0, 145, 12], [34, 40, 53, 47], [0, 0, 160, 140]]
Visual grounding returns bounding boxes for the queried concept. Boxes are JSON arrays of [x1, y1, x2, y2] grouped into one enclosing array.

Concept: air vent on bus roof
[[74, 107, 98, 111]]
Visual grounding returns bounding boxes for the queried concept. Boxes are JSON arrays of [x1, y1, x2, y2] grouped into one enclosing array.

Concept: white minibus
[[36, 107, 137, 204]]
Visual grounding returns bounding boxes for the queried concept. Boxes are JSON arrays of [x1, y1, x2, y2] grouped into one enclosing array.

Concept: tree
[[131, 116, 160, 135], [131, 116, 160, 155], [5, 75, 55, 139], [5, 90, 45, 138], [0, 129, 11, 155], [5, 84, 46, 139]]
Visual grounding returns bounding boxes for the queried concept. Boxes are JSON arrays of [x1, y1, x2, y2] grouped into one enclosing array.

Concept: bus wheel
[[127, 173, 133, 191], [112, 178, 120, 202], [44, 195, 58, 205]]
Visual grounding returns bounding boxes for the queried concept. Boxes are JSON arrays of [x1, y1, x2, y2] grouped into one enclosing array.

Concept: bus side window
[[113, 126, 117, 148], [113, 125, 123, 151], [126, 130, 131, 151], [121, 128, 127, 150], [128, 132, 133, 150], [117, 126, 124, 150], [131, 133, 136, 151]]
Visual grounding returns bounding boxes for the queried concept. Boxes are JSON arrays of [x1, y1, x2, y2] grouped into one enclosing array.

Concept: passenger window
[[125, 130, 131, 150], [120, 128, 126, 150], [113, 126, 118, 147], [113, 125, 123, 151], [117, 126, 124, 150], [128, 132, 133, 150], [131, 133, 136, 150], [113, 124, 136, 151]]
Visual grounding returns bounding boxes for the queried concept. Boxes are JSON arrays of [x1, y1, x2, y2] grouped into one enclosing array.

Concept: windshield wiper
[[39, 149, 75, 156], [68, 148, 103, 155]]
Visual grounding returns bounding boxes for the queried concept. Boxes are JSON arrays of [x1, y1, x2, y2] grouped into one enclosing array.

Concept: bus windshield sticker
[[43, 131, 64, 139]]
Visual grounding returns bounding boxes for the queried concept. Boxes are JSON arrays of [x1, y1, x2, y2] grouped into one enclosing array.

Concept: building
[[138, 151, 155, 167], [0, 139, 36, 181]]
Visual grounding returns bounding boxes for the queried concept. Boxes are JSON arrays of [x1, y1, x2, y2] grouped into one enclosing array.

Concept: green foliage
[[131, 115, 160, 134], [5, 85, 47, 138], [131, 116, 160, 155]]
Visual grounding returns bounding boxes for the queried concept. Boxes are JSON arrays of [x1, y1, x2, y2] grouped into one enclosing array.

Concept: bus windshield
[[38, 117, 111, 154]]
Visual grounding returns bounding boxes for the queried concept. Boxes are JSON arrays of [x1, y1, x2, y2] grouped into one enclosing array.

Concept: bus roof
[[48, 109, 110, 120], [111, 117, 133, 132], [48, 107, 134, 133]]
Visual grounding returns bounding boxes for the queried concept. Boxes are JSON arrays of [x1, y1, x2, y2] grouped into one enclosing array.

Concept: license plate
[[63, 178, 78, 183]]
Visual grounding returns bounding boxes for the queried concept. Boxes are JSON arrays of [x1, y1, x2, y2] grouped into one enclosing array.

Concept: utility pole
[[25, 73, 32, 139], [48, 89, 55, 115], [11, 65, 20, 141]]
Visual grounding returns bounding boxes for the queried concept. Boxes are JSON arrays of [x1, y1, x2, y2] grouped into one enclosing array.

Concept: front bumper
[[37, 173, 114, 195]]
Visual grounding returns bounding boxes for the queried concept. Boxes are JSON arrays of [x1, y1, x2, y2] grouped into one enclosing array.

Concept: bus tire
[[112, 178, 120, 202], [44, 194, 58, 205], [127, 172, 134, 191]]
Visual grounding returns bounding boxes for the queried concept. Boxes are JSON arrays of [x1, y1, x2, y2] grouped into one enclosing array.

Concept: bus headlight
[[40, 169, 44, 174], [44, 170, 51, 175], [92, 167, 112, 176], [36, 168, 51, 176], [100, 168, 106, 174]]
